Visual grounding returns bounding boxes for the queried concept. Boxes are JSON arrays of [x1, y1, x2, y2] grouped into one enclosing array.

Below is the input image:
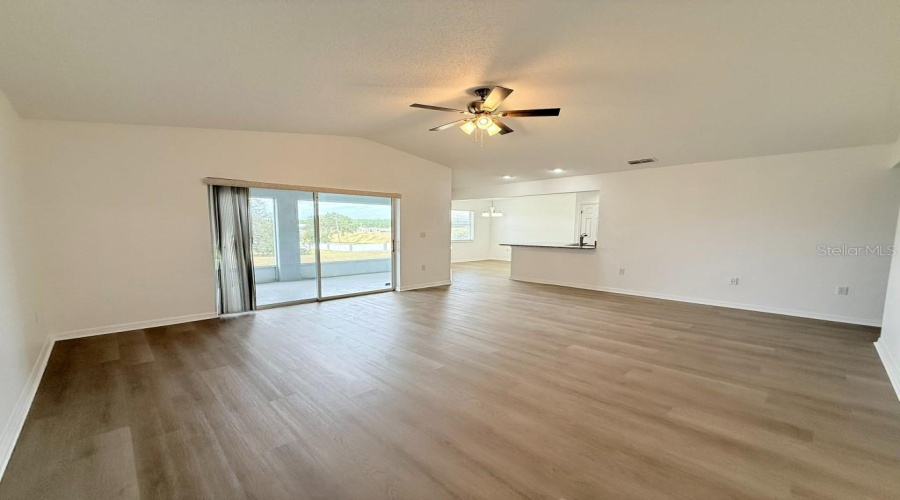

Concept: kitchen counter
[[503, 242, 602, 290], [500, 242, 597, 250]]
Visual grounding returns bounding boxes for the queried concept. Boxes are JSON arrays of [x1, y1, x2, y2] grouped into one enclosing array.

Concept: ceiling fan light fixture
[[410, 86, 560, 141], [460, 120, 476, 135]]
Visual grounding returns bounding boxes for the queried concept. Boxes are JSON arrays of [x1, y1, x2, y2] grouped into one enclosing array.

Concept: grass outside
[[253, 250, 390, 267], [317, 250, 390, 262], [254, 255, 276, 267], [326, 232, 390, 244]]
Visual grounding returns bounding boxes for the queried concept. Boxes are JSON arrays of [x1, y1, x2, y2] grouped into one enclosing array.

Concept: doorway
[[249, 188, 396, 308], [578, 202, 599, 242]]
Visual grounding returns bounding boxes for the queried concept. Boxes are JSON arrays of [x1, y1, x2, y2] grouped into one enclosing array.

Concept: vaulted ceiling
[[1, 0, 898, 188]]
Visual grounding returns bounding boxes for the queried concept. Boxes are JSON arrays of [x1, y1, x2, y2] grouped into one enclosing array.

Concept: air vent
[[627, 157, 657, 165]]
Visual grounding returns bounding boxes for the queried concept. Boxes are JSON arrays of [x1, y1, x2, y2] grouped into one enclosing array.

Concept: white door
[[578, 203, 599, 242]]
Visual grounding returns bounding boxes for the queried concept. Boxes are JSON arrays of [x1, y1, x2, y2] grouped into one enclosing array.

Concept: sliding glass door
[[317, 193, 394, 298], [251, 189, 319, 307], [250, 188, 394, 307]]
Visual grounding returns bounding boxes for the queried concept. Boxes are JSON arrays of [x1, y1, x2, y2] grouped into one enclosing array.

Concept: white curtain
[[209, 185, 256, 313]]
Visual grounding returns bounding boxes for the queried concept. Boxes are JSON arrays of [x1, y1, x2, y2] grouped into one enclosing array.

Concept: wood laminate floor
[[2, 261, 899, 499]]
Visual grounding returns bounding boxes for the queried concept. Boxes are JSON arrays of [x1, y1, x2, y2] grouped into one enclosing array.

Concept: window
[[316, 196, 392, 263], [250, 197, 277, 267], [450, 210, 475, 241]]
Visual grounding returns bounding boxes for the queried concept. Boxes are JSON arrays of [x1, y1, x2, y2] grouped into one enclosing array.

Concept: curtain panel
[[209, 185, 256, 314]]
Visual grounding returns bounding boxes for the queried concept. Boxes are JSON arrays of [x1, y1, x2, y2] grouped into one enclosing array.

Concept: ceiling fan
[[410, 86, 560, 138]]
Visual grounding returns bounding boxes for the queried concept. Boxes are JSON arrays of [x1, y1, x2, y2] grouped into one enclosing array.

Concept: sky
[[251, 189, 392, 220], [318, 202, 390, 219]]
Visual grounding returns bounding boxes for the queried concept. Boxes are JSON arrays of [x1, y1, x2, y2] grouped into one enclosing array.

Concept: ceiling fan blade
[[492, 118, 514, 135], [498, 108, 561, 117], [410, 103, 468, 114], [482, 86, 513, 111], [429, 119, 469, 131]]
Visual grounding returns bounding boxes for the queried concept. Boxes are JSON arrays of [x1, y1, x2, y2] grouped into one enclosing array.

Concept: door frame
[[576, 202, 599, 241]]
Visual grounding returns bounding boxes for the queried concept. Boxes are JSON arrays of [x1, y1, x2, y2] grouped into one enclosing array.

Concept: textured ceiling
[[1, 0, 899, 188]]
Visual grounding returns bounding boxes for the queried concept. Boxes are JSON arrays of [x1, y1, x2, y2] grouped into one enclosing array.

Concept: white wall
[[890, 134, 900, 169], [489, 194, 578, 261], [0, 90, 44, 475], [450, 199, 492, 262], [876, 206, 900, 398], [25, 120, 452, 336], [451, 194, 585, 262], [454, 145, 900, 325], [574, 191, 600, 205]]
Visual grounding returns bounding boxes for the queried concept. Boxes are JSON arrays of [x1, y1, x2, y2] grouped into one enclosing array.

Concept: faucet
[[579, 233, 589, 247]]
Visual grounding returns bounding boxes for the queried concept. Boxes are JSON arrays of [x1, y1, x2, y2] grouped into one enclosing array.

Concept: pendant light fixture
[[481, 199, 504, 218]]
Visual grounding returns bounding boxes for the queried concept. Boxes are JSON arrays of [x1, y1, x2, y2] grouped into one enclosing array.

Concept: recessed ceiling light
[[551, 168, 565, 173], [501, 175, 514, 180]]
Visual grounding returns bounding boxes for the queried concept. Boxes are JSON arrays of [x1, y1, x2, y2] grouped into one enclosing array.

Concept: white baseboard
[[509, 276, 881, 327], [875, 341, 900, 402], [0, 336, 54, 480], [451, 258, 491, 263], [399, 280, 452, 292], [50, 312, 219, 342]]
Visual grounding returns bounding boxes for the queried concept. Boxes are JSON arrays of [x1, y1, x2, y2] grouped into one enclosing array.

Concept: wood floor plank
[[1, 261, 898, 499]]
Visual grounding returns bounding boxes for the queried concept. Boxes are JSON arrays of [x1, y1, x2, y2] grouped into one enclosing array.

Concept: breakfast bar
[[500, 242, 601, 289]]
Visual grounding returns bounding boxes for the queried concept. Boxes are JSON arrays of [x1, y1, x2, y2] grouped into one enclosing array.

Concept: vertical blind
[[209, 185, 257, 313]]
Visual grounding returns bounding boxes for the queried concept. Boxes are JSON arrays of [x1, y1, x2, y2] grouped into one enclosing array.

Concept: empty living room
[[2, 1, 900, 498]]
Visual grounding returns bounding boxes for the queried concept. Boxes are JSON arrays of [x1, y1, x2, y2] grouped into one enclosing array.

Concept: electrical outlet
[[729, 277, 739, 286], [421, 264, 426, 271], [619, 268, 626, 275], [836, 286, 850, 296]]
